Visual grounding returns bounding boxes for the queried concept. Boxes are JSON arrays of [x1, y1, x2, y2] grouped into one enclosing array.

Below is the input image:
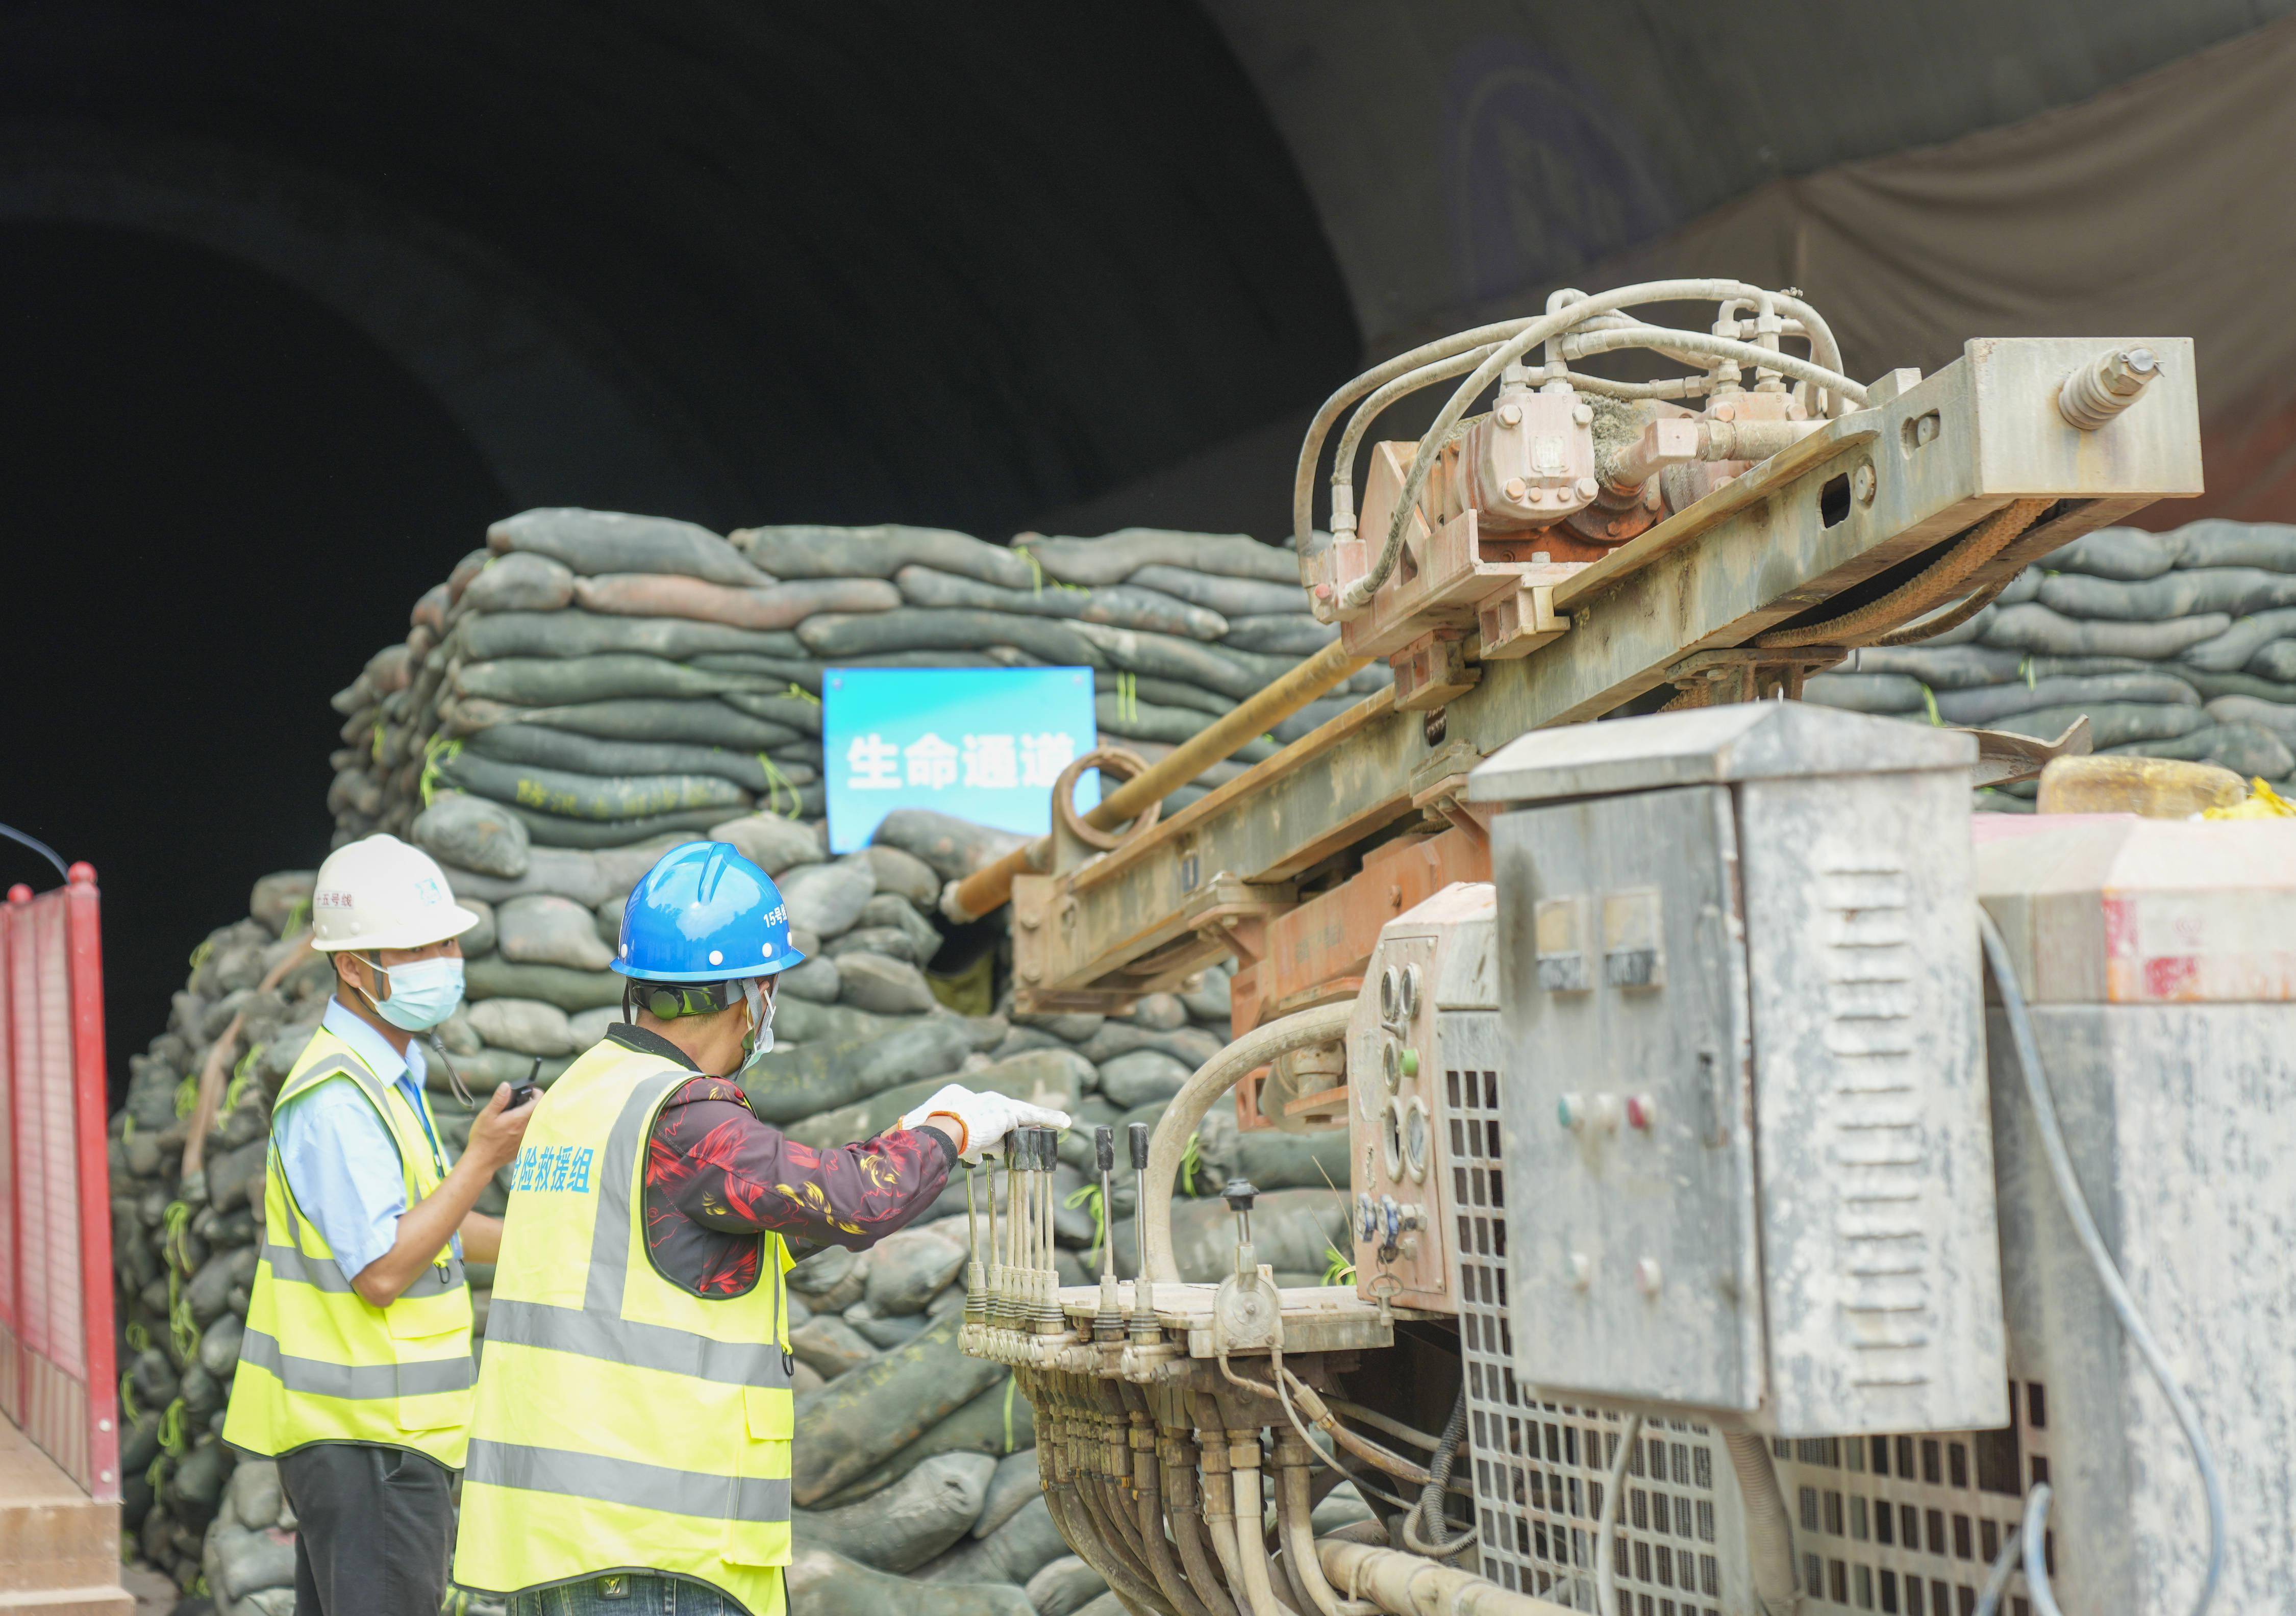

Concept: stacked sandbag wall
[[114, 509, 1366, 1615], [1805, 520, 2296, 804]]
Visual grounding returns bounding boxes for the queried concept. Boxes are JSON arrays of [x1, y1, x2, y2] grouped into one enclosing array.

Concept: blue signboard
[[822, 667, 1100, 854]]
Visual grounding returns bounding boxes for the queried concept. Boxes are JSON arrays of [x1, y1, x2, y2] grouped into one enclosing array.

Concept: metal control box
[[1344, 881, 1496, 1313], [1467, 703, 2006, 1436]]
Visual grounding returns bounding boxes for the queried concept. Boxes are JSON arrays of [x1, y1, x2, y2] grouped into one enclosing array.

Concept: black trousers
[[277, 1442, 455, 1616]]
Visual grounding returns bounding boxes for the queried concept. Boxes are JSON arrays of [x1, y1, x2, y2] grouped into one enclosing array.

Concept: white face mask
[[736, 978, 777, 1073]]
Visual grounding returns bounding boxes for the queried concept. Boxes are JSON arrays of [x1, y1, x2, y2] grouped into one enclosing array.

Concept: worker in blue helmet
[[456, 841, 1067, 1616]]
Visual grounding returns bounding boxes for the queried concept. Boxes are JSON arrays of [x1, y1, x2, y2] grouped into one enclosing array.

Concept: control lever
[[1127, 1121, 1158, 1342], [1091, 1127, 1124, 1341]]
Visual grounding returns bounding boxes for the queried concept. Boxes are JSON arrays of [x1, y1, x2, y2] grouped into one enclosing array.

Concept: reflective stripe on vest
[[221, 1027, 476, 1469], [454, 1040, 793, 1613]]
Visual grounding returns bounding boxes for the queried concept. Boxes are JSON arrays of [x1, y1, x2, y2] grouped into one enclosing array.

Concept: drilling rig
[[949, 282, 2285, 1616]]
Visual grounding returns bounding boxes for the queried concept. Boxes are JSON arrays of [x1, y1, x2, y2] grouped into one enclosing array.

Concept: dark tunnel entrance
[[0, 5, 1360, 1083], [0, 220, 509, 1077]]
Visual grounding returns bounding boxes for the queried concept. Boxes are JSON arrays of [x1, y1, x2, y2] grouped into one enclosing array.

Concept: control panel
[[1345, 881, 1494, 1314]]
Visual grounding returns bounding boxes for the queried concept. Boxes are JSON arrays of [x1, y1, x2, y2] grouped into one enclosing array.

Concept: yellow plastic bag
[[2202, 778, 2296, 820]]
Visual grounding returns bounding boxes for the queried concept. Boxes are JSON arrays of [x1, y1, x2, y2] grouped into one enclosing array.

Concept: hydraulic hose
[[1232, 1451, 1303, 1616], [1277, 1451, 1380, 1616], [1407, 1390, 1471, 1559], [1314, 1540, 1583, 1616], [1560, 327, 1865, 407], [1165, 1442, 1242, 1616], [1346, 280, 1846, 613], [1980, 912, 2226, 1616], [1144, 1002, 1357, 1284], [1756, 498, 2048, 649], [1594, 1415, 1644, 1616], [1051, 1477, 1176, 1616], [1723, 1429, 1802, 1616]]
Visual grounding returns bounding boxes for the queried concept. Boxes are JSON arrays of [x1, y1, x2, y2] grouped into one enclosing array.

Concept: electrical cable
[[1408, 1390, 1470, 1557], [1593, 1413, 1644, 1616], [1974, 1489, 2032, 1616], [2022, 1484, 2064, 1616], [1980, 912, 2226, 1616], [0, 819, 69, 883]]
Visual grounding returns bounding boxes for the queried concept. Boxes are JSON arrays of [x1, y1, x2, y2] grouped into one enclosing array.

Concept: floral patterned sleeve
[[641, 1076, 956, 1292]]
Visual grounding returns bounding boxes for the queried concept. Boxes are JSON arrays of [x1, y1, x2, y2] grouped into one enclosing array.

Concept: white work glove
[[899, 1082, 1071, 1162]]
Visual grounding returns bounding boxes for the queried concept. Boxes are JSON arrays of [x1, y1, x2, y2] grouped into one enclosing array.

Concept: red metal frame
[[0, 865, 119, 1501]]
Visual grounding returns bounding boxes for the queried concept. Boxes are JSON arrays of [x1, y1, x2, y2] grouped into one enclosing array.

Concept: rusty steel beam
[[1015, 338, 2202, 1007]]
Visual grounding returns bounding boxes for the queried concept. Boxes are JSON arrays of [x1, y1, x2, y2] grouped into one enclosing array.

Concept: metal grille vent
[[1441, 1022, 2056, 1616]]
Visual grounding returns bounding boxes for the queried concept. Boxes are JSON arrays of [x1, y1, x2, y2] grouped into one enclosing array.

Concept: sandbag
[[1164, 1187, 1345, 1282], [2251, 640, 2296, 683], [437, 847, 611, 908], [457, 698, 802, 751], [2038, 568, 2296, 622], [708, 813, 827, 876], [1018, 529, 1297, 586], [892, 565, 1228, 640], [791, 1317, 1007, 1502], [2176, 607, 2296, 673], [1270, 693, 1364, 746], [1129, 565, 1306, 618], [467, 998, 579, 1057], [718, 692, 825, 735], [926, 1496, 1070, 1586], [1979, 604, 2232, 660], [741, 1019, 975, 1125], [489, 508, 770, 586], [1836, 645, 2026, 690], [573, 573, 901, 629], [1064, 621, 1275, 701], [1990, 702, 2207, 747], [785, 1548, 1032, 1616], [1095, 695, 1278, 762], [1101, 672, 1226, 716], [2110, 722, 2296, 779], [459, 609, 805, 664], [2179, 668, 2296, 704], [735, 524, 1037, 589], [2204, 694, 2296, 740], [1221, 615, 1337, 655], [465, 724, 802, 800], [504, 800, 755, 849], [2037, 526, 2184, 580], [797, 609, 1103, 668], [820, 1379, 1035, 1509], [462, 551, 576, 614], [464, 957, 624, 1012], [495, 895, 615, 972], [1800, 673, 1929, 715], [1930, 672, 2201, 727], [787, 1049, 1089, 1150], [440, 752, 749, 822], [455, 655, 777, 706], [2022, 655, 2164, 679], [872, 809, 1031, 883], [792, 1452, 996, 1573], [412, 793, 531, 879], [2167, 519, 2296, 573]]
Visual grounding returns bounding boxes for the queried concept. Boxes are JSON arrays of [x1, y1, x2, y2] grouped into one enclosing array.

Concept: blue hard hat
[[615, 841, 803, 982]]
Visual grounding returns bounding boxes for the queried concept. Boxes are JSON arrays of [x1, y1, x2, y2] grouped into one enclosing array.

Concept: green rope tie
[[1178, 1132, 1203, 1196], [172, 1074, 198, 1120], [1322, 1243, 1357, 1287], [1019, 547, 1045, 595], [122, 1115, 136, 1143], [1063, 1183, 1108, 1266], [1001, 1376, 1018, 1454], [146, 1453, 170, 1492], [187, 938, 214, 971], [1920, 684, 1942, 727], [418, 735, 465, 809], [2023, 656, 2038, 690], [755, 755, 801, 820], [167, 1271, 198, 1363], [157, 1397, 187, 1457], [281, 896, 313, 939], [223, 1044, 264, 1116], [118, 1372, 141, 1428], [161, 1200, 193, 1273], [124, 1320, 152, 1354], [371, 717, 386, 766], [786, 684, 821, 705]]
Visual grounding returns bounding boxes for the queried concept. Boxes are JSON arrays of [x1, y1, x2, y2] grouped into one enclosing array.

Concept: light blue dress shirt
[[273, 998, 458, 1282]]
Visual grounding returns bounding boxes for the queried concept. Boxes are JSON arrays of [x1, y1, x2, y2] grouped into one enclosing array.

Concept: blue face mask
[[358, 955, 466, 1031]]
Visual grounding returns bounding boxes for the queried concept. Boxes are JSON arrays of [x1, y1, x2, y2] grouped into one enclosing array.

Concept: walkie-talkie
[[509, 1056, 543, 1109]]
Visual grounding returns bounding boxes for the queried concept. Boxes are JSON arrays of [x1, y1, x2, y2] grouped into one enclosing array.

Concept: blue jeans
[[505, 1574, 768, 1616]]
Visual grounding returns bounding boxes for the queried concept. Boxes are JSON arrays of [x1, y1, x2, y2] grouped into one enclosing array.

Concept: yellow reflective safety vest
[[455, 1030, 794, 1616], [222, 1023, 476, 1466]]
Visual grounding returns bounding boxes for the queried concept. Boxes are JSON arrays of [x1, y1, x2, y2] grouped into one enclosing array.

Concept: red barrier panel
[[0, 865, 119, 1502]]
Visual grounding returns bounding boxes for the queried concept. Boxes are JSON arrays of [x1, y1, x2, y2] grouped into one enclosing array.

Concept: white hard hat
[[310, 834, 481, 952]]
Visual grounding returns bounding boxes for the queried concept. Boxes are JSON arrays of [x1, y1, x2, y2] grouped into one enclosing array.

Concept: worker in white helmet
[[223, 832, 535, 1616]]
